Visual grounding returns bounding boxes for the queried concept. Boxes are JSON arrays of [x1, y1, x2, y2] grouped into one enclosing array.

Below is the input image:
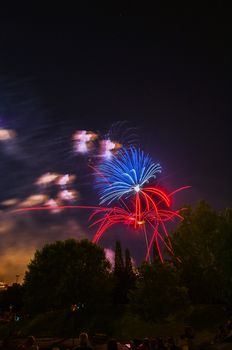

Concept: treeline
[[0, 200, 231, 331]]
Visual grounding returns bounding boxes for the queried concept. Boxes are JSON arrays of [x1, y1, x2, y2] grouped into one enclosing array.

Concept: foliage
[[172, 201, 232, 304], [114, 241, 124, 276], [124, 248, 136, 298], [23, 239, 111, 314], [129, 260, 188, 321], [7, 201, 232, 335], [113, 241, 136, 304], [113, 241, 125, 304], [184, 305, 227, 331]]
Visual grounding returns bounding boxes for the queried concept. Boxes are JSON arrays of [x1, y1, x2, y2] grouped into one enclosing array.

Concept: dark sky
[[0, 12, 231, 281]]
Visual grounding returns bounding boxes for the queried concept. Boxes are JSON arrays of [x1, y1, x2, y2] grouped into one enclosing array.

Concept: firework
[[0, 128, 16, 141], [36, 173, 60, 186], [14, 199, 185, 262], [58, 189, 78, 202], [15, 181, 187, 261], [44, 198, 62, 213], [72, 130, 98, 154], [95, 147, 162, 205], [19, 194, 48, 207], [1, 198, 19, 207], [105, 121, 138, 148], [56, 174, 76, 187], [100, 139, 122, 159], [13, 126, 189, 262], [97, 121, 138, 159], [89, 185, 186, 261]]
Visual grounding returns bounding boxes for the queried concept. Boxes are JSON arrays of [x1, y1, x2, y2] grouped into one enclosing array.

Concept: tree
[[113, 242, 137, 304], [114, 240, 124, 276], [124, 248, 136, 300], [218, 208, 232, 304], [172, 201, 232, 304], [23, 239, 111, 314], [113, 240, 126, 304], [129, 260, 188, 321]]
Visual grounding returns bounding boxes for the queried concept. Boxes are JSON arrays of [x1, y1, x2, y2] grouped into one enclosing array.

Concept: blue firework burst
[[95, 147, 162, 204]]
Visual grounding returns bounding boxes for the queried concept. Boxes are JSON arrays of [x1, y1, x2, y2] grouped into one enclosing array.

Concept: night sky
[[0, 13, 231, 282]]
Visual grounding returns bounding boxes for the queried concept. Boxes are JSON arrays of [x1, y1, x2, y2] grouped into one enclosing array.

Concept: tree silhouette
[[124, 248, 136, 301], [129, 260, 188, 321], [23, 239, 111, 314], [172, 201, 232, 304], [113, 240, 126, 304]]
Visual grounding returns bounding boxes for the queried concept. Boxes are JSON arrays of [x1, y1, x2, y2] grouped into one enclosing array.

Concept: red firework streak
[[14, 186, 189, 262], [90, 186, 189, 262]]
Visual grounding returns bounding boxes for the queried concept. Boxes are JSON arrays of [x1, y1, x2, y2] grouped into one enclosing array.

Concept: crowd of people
[[0, 325, 198, 350], [2, 328, 194, 350], [213, 318, 232, 344], [125, 331, 195, 350]]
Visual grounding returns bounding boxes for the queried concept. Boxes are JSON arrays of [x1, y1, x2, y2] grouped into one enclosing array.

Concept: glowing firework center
[[133, 184, 141, 193]]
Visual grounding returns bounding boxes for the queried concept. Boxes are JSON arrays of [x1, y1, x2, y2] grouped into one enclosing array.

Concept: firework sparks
[[105, 121, 139, 148], [58, 189, 78, 202], [72, 130, 98, 154], [95, 147, 162, 205], [89, 184, 187, 261], [19, 194, 48, 207], [13, 131, 189, 263], [1, 198, 19, 207], [100, 139, 122, 159], [44, 198, 62, 213], [56, 174, 76, 187], [0, 128, 16, 141], [14, 183, 187, 261], [36, 173, 60, 186]]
